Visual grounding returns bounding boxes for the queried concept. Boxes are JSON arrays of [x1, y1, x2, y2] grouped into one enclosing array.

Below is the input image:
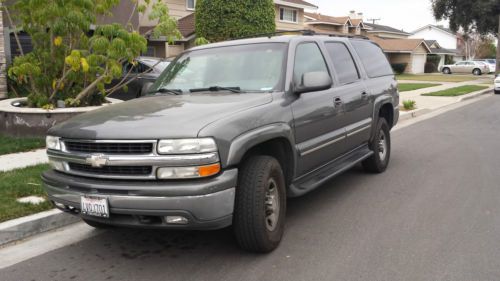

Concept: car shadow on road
[[38, 163, 393, 280]]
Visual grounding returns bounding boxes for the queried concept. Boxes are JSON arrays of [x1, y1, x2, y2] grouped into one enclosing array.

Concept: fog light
[[165, 216, 189, 225]]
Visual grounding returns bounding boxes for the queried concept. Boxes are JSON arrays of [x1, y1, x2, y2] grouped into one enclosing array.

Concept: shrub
[[402, 100, 417, 111], [5, 1, 180, 108], [196, 0, 276, 42], [391, 63, 408, 74]]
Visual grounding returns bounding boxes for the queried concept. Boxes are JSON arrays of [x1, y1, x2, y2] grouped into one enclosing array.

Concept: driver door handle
[[334, 97, 343, 107]]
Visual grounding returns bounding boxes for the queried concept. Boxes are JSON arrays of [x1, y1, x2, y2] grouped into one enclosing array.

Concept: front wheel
[[363, 118, 391, 173], [233, 155, 286, 253]]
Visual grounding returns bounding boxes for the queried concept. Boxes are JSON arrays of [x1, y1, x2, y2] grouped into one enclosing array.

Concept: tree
[[476, 38, 497, 59], [4, 0, 180, 108], [431, 0, 500, 74], [195, 0, 276, 42]]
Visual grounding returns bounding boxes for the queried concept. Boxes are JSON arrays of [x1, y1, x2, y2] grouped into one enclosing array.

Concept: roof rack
[[231, 29, 369, 41]]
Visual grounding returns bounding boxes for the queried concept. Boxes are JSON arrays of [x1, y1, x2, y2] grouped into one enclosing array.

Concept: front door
[[291, 42, 347, 176]]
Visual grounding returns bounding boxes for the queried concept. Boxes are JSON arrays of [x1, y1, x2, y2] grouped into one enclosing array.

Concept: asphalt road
[[2, 95, 500, 281]]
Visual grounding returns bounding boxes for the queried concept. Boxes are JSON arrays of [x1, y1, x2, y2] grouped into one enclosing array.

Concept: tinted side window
[[351, 40, 393, 78], [293, 43, 329, 86], [325, 43, 360, 84]]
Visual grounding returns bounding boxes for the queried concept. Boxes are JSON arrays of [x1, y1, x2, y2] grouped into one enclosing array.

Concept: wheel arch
[[225, 124, 296, 186]]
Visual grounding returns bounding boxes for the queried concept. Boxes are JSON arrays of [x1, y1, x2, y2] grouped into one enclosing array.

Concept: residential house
[[364, 23, 411, 39], [369, 36, 431, 74], [304, 12, 369, 36], [139, 0, 318, 57], [425, 40, 456, 69], [409, 24, 464, 62]]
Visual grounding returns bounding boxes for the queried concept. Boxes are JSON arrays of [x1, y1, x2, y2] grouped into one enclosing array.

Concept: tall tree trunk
[[0, 6, 8, 99], [496, 14, 500, 75]]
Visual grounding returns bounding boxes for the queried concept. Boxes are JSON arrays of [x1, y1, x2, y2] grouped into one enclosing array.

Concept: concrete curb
[[458, 88, 493, 102], [399, 108, 432, 122], [0, 209, 80, 247]]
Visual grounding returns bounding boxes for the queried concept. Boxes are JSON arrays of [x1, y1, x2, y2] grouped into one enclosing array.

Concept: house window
[[279, 7, 298, 23], [187, 0, 196, 10]]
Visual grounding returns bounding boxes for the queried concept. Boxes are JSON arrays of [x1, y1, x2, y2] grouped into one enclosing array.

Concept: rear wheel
[[442, 68, 451, 74], [473, 68, 482, 76], [363, 118, 391, 173], [495, 90, 500, 95], [233, 155, 286, 253]]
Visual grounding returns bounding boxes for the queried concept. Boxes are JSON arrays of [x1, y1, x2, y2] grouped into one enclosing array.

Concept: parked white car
[[473, 59, 496, 73], [441, 61, 490, 75], [494, 75, 500, 95]]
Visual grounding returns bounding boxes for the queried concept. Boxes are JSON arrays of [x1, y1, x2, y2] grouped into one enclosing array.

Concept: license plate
[[81, 196, 109, 218]]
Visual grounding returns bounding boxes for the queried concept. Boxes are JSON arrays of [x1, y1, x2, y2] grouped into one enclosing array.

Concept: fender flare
[[225, 123, 296, 168]]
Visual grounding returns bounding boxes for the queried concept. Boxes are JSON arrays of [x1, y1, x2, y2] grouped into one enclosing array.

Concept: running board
[[289, 144, 373, 197]]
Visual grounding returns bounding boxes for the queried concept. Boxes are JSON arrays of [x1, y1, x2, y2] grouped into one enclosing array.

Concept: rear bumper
[[42, 169, 238, 230]]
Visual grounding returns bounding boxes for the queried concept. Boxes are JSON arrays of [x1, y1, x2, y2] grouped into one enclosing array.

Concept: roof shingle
[[369, 36, 430, 53], [280, 0, 318, 8]]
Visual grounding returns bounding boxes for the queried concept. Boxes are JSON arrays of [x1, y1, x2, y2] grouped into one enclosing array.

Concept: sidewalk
[[398, 77, 493, 118], [0, 149, 48, 172]]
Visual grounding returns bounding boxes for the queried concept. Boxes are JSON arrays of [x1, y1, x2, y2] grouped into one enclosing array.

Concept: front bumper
[[42, 169, 238, 230]]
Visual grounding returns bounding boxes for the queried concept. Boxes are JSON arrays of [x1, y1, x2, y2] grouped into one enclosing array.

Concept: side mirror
[[295, 71, 332, 95]]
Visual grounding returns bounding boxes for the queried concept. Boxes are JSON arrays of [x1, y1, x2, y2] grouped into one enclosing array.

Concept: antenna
[[367, 18, 381, 24]]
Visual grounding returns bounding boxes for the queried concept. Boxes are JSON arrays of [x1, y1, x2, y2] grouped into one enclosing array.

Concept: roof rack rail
[[231, 29, 369, 41]]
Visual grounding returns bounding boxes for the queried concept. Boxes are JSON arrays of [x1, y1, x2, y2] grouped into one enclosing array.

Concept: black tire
[[233, 155, 286, 253], [362, 118, 391, 173], [473, 68, 482, 76], [442, 68, 451, 74], [83, 219, 111, 229], [495, 90, 500, 95]]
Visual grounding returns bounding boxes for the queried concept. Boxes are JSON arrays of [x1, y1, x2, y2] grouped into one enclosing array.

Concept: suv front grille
[[64, 141, 153, 154], [68, 163, 153, 176]]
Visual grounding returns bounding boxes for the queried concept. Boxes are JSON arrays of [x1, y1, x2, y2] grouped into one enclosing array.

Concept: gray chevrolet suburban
[[42, 33, 399, 253]]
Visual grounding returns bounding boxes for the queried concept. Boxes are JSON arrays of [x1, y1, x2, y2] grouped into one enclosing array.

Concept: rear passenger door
[[291, 42, 347, 175], [325, 41, 372, 151]]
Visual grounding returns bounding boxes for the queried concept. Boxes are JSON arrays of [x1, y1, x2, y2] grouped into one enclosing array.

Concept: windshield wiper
[[189, 86, 243, 93], [150, 88, 183, 95]]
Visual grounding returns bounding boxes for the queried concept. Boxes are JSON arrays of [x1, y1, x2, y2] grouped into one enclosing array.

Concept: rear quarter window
[[351, 40, 393, 78]]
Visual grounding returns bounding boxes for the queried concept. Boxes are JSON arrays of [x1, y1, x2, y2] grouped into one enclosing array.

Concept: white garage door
[[411, 54, 427, 74]]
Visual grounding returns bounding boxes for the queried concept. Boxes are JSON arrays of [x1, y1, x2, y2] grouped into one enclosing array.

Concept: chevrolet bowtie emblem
[[85, 154, 108, 168]]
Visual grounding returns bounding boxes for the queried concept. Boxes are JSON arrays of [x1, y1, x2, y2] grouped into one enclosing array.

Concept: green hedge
[[391, 63, 408, 74], [195, 0, 276, 42]]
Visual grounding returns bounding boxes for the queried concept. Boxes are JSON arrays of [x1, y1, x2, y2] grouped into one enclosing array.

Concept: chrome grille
[[68, 163, 152, 176], [64, 141, 153, 154]]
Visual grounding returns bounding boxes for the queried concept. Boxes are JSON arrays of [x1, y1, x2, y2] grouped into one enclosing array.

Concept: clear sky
[[307, 0, 448, 32]]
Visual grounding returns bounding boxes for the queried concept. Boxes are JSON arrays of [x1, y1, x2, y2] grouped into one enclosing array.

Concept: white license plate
[[81, 196, 109, 218]]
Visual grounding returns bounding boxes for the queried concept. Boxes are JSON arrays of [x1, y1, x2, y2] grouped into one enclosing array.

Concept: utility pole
[[496, 14, 500, 75], [367, 18, 381, 24]]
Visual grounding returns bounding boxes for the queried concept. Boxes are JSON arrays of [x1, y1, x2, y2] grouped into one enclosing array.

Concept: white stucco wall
[[409, 27, 457, 50]]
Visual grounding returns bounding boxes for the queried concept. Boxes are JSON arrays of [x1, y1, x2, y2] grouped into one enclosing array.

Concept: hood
[[49, 93, 273, 139]]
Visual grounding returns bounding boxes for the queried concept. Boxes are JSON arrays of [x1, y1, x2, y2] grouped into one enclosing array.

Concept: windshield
[[149, 43, 287, 94]]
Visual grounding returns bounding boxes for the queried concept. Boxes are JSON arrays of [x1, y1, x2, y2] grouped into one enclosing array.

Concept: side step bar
[[289, 144, 373, 197]]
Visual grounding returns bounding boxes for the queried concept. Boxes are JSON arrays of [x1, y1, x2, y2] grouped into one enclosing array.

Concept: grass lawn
[[0, 134, 45, 156], [398, 83, 441, 92], [422, 85, 489, 97], [0, 164, 52, 223], [397, 74, 480, 83]]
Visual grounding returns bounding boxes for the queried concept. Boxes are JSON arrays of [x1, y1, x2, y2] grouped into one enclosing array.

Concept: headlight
[[157, 138, 217, 154], [157, 163, 221, 179], [46, 136, 61, 150]]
